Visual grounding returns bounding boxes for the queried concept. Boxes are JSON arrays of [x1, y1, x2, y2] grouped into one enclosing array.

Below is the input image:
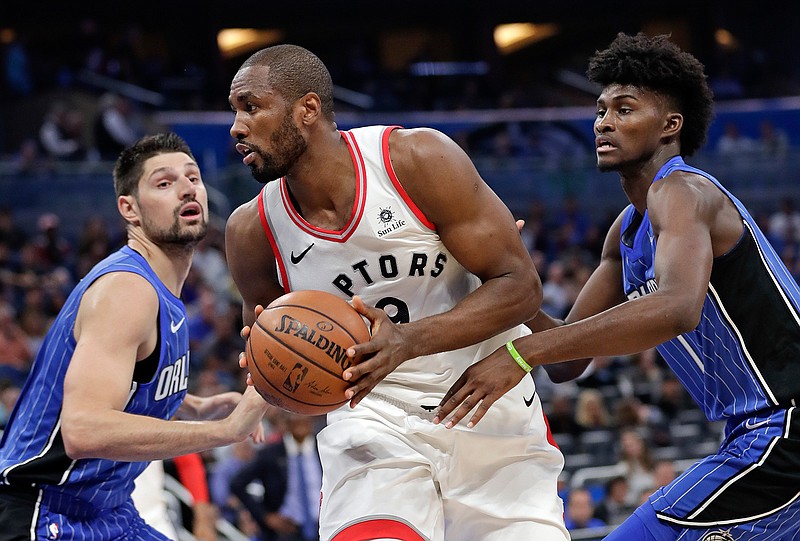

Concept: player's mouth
[[236, 142, 257, 166], [596, 137, 616, 154], [179, 202, 203, 220]]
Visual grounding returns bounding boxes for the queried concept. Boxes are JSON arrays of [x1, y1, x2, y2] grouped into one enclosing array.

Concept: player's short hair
[[241, 44, 335, 121], [113, 132, 195, 198], [586, 32, 714, 156]]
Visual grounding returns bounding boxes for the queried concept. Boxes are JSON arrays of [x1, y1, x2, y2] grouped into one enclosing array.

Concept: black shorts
[[0, 489, 38, 541]]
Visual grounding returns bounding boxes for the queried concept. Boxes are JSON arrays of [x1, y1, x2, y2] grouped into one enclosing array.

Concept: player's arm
[[225, 198, 285, 328], [344, 128, 540, 404], [437, 177, 718, 427], [538, 211, 627, 383], [61, 272, 268, 461]]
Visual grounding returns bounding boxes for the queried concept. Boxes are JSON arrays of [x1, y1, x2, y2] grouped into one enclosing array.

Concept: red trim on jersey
[[380, 126, 436, 231], [278, 131, 366, 242], [542, 410, 559, 449], [331, 519, 425, 541], [258, 189, 290, 293]]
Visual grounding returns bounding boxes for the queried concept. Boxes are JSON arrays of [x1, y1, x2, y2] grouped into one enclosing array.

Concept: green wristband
[[505, 340, 532, 373]]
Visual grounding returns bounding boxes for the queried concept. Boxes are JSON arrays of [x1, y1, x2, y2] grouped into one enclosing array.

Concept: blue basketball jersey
[[0, 245, 190, 512], [620, 156, 800, 421]]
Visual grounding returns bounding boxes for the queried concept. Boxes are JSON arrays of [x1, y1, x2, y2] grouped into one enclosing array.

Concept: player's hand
[[433, 343, 527, 428], [226, 385, 270, 442], [342, 295, 412, 407], [239, 304, 265, 385]]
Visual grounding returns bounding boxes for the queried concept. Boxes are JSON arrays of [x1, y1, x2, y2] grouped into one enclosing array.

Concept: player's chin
[[597, 158, 620, 173]]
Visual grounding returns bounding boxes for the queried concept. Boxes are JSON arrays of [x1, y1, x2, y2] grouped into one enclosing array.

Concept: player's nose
[[230, 113, 249, 140]]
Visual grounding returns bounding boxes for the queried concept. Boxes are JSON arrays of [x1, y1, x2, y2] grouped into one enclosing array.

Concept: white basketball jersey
[[259, 125, 531, 406]]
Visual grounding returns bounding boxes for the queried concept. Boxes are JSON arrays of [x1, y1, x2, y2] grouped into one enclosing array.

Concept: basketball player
[[225, 45, 568, 540], [0, 133, 269, 541], [434, 33, 800, 540]]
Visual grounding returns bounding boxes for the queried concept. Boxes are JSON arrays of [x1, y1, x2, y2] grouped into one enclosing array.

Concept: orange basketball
[[246, 290, 370, 415]]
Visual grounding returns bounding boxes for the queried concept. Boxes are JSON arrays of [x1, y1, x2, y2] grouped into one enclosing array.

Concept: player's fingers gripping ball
[[246, 290, 370, 415]]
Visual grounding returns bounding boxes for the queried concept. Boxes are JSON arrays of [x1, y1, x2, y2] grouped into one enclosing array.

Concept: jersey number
[[375, 296, 410, 324]]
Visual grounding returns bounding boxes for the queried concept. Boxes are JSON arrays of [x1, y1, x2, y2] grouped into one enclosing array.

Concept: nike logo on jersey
[[744, 418, 770, 430], [170, 317, 185, 333], [290, 243, 314, 264], [524, 391, 535, 407], [420, 405, 437, 412]]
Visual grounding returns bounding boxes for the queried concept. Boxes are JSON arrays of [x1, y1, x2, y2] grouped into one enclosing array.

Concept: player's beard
[[249, 114, 307, 183], [141, 202, 208, 249]]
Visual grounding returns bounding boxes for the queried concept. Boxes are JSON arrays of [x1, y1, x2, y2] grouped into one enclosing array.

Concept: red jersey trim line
[[380, 125, 437, 232], [257, 190, 290, 293], [330, 518, 426, 541], [542, 410, 559, 449], [277, 131, 367, 243]]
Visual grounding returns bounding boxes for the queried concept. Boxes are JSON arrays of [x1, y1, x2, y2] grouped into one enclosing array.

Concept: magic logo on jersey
[[154, 353, 190, 400], [369, 204, 407, 238], [627, 277, 659, 300]]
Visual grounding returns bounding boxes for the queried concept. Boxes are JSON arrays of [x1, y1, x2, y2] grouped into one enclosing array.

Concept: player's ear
[[298, 92, 322, 125], [664, 112, 683, 138], [118, 195, 141, 226]]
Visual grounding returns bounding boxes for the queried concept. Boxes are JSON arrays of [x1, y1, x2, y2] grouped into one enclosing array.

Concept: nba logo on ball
[[246, 290, 370, 415], [283, 363, 308, 392]]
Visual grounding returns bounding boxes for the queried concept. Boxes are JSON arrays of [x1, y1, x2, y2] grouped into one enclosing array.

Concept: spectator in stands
[[75, 215, 119, 279], [0, 379, 21, 432], [594, 475, 635, 526], [38, 102, 92, 161], [231, 412, 322, 541], [652, 459, 677, 489], [133, 454, 218, 541], [767, 197, 800, 252], [2, 30, 33, 97], [192, 225, 233, 299], [613, 396, 671, 448], [654, 375, 692, 424], [564, 487, 607, 531], [574, 388, 612, 432], [0, 207, 28, 252], [552, 195, 591, 250], [519, 199, 551, 257], [715, 121, 758, 156], [93, 93, 144, 160], [209, 439, 259, 525], [615, 429, 656, 507], [619, 347, 665, 405], [0, 300, 32, 381], [545, 389, 583, 438], [540, 259, 571, 319], [757, 120, 789, 160], [31, 213, 71, 271]]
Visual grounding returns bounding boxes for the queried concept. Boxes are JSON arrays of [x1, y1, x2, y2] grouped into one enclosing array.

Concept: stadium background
[[1, 2, 799, 539]]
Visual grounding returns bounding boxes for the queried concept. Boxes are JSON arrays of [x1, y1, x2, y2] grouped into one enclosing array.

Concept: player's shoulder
[[79, 271, 159, 326], [389, 126, 451, 148], [387, 126, 463, 168], [86, 271, 158, 302], [226, 196, 262, 236], [653, 168, 722, 203]]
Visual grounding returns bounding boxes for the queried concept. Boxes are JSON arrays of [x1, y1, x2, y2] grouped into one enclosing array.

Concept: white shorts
[[317, 376, 568, 541]]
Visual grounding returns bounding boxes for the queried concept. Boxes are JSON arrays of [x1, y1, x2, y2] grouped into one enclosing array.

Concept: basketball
[[246, 290, 370, 415]]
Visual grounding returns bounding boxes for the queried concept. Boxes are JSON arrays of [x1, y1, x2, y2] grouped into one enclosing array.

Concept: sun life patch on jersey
[[369, 203, 408, 238]]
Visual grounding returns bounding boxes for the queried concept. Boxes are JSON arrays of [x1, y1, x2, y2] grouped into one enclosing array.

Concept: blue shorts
[[607, 407, 800, 541], [0, 487, 171, 541]]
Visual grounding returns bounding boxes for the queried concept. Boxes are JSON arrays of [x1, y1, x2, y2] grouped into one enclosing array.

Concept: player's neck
[[127, 235, 194, 296]]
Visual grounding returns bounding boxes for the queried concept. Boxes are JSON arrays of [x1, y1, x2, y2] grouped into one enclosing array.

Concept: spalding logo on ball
[[246, 290, 370, 415]]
